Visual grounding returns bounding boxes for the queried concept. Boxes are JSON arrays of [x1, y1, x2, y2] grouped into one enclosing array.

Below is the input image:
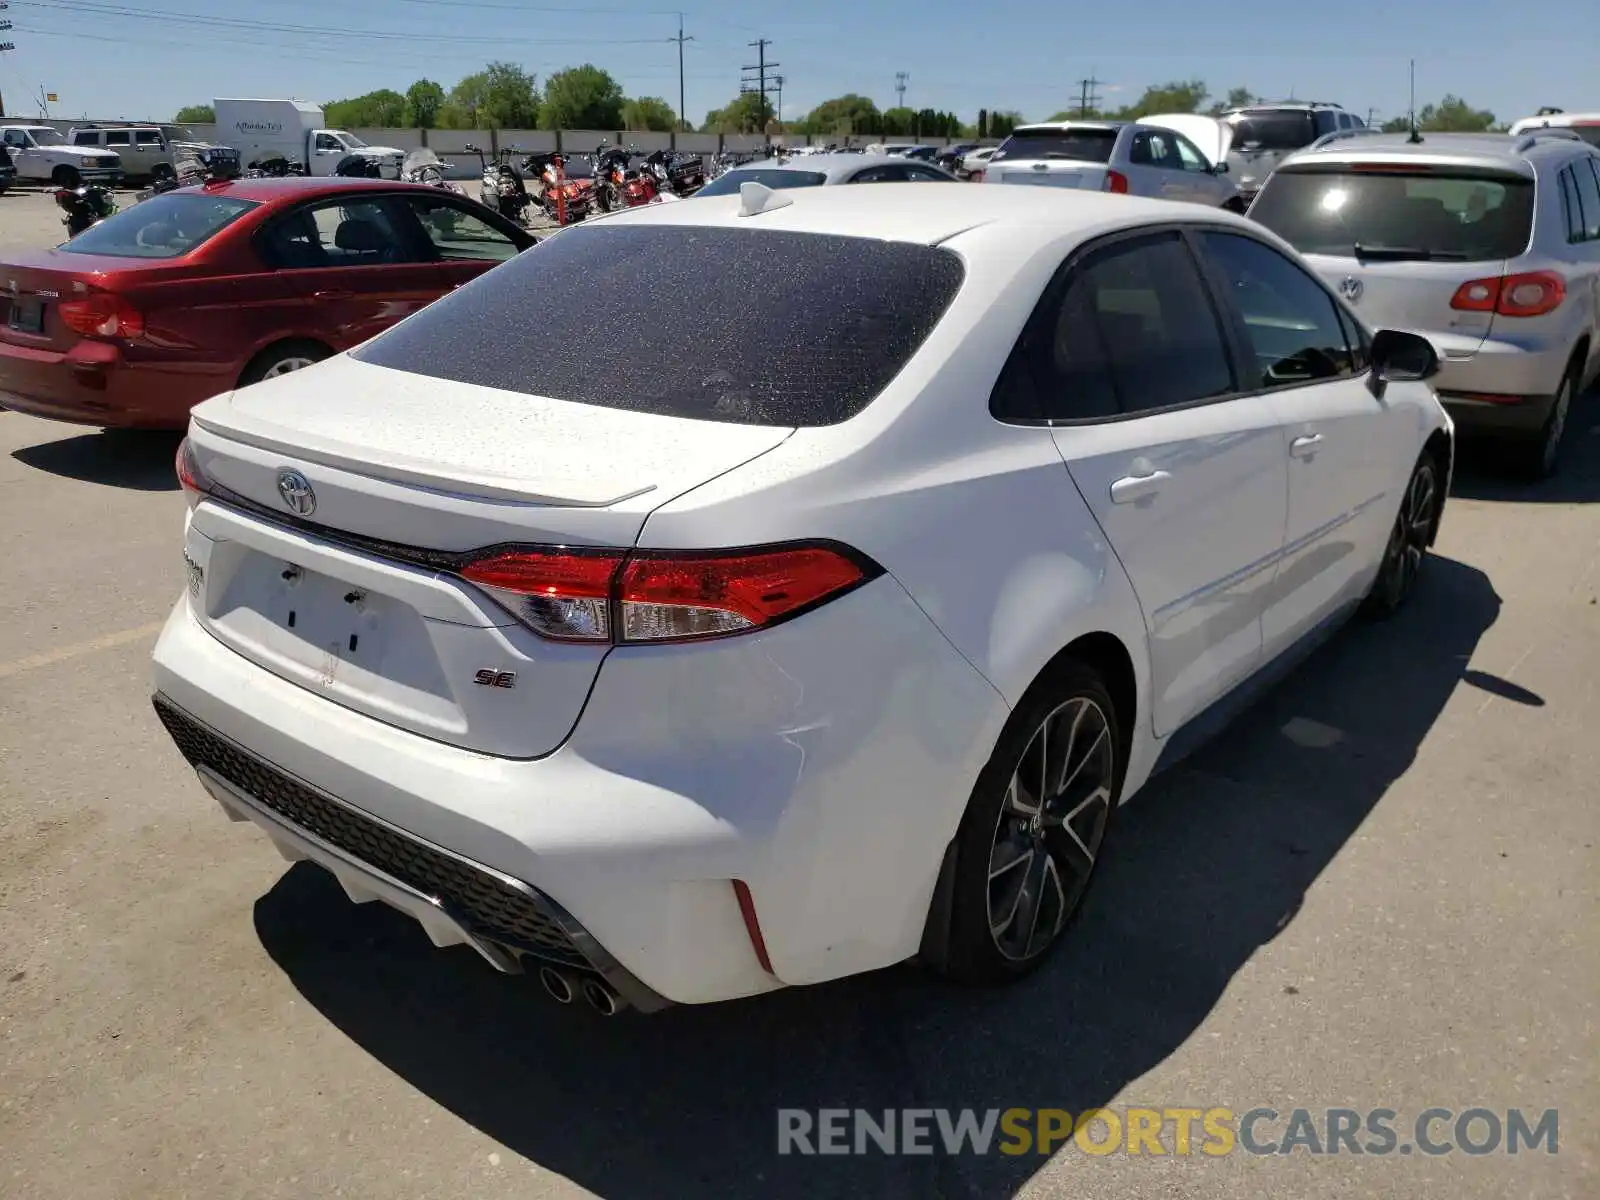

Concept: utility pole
[[1366, 106, 1377, 127], [740, 39, 779, 142], [0, 2, 15, 117], [668, 14, 694, 133], [895, 70, 909, 110], [772, 74, 784, 124], [1075, 74, 1103, 118]]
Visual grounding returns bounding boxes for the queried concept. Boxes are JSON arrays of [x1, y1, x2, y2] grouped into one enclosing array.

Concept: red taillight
[[58, 291, 145, 339], [1104, 169, 1129, 194], [970, 169, 985, 182], [456, 541, 878, 644], [460, 549, 624, 642], [175, 436, 218, 508], [1449, 271, 1565, 318]]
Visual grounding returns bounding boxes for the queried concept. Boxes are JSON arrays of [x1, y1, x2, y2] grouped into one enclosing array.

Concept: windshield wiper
[[1352, 243, 1471, 262]]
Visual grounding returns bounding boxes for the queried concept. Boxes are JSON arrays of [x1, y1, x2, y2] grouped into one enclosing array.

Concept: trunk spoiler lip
[[190, 405, 658, 508]]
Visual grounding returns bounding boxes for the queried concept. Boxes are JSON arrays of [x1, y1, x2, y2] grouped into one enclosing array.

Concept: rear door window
[[354, 225, 965, 427], [1570, 158, 1600, 240], [1249, 167, 1536, 260], [104, 131, 132, 147], [992, 231, 1234, 421]]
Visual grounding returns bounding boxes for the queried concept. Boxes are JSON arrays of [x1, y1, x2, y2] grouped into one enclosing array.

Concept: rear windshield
[[695, 168, 828, 196], [354, 224, 965, 426], [1227, 111, 1318, 152], [58, 193, 259, 259], [1249, 168, 1536, 261], [992, 128, 1117, 163]]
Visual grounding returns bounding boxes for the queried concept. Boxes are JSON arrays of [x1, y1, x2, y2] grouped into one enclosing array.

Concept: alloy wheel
[[262, 357, 316, 379], [986, 696, 1114, 962], [1379, 458, 1436, 607], [1539, 376, 1572, 476]]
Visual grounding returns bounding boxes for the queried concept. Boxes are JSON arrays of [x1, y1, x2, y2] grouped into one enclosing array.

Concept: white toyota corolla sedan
[[152, 183, 1454, 1013]]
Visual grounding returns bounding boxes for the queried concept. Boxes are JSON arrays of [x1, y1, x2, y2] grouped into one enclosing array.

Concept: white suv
[[152, 185, 1452, 1012], [1249, 129, 1600, 477]]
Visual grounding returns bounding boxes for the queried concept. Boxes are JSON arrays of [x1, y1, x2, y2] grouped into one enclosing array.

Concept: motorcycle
[[400, 147, 465, 194], [468, 143, 533, 223], [643, 149, 705, 197], [522, 151, 592, 224], [592, 142, 657, 211], [247, 153, 305, 178], [333, 153, 384, 179], [138, 144, 241, 201], [56, 184, 118, 237]]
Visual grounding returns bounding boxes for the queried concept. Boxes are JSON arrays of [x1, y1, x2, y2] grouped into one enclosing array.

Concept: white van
[[1508, 110, 1600, 148]]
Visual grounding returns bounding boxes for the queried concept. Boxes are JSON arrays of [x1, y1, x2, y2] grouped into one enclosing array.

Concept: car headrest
[[334, 218, 388, 253]]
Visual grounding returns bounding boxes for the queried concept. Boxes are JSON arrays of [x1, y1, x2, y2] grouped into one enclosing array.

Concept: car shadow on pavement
[[11, 428, 182, 491], [255, 554, 1500, 1200], [1449, 384, 1600, 503]]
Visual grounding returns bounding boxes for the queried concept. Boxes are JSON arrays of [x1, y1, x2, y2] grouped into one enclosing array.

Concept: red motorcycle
[[593, 143, 658, 212], [524, 152, 594, 225]]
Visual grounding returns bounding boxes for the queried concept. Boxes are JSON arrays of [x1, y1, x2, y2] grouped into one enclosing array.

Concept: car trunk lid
[[0, 250, 194, 350], [1299, 254, 1513, 351], [988, 160, 1111, 190], [184, 354, 793, 756]]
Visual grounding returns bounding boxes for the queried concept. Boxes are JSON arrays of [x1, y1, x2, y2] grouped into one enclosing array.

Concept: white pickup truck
[[0, 125, 124, 187]]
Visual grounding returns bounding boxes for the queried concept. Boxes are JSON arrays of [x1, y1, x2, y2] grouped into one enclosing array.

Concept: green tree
[[620, 96, 678, 132], [701, 93, 774, 133], [989, 110, 1024, 137], [539, 64, 624, 130], [446, 62, 540, 129], [801, 93, 882, 137], [976, 108, 989, 138], [173, 104, 214, 124], [404, 79, 447, 128], [1208, 86, 1256, 116], [1381, 96, 1496, 135], [881, 106, 915, 136], [1109, 79, 1208, 119], [325, 89, 406, 129]]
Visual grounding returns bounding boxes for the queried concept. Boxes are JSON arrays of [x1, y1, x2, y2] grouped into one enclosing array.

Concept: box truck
[[212, 99, 406, 178]]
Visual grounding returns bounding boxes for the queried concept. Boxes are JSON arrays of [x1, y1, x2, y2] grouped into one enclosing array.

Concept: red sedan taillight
[[59, 291, 145, 339], [460, 542, 880, 645], [1104, 169, 1130, 194]]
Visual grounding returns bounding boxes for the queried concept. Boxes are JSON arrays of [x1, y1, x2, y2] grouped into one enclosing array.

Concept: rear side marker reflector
[[460, 541, 882, 645], [731, 880, 775, 975]]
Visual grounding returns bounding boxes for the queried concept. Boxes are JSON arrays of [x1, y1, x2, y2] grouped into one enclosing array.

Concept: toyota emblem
[[1339, 276, 1363, 302], [276, 469, 316, 516]]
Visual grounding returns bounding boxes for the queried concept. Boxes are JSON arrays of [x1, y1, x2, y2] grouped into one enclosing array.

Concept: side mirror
[[1370, 328, 1440, 383], [1212, 160, 1229, 174]]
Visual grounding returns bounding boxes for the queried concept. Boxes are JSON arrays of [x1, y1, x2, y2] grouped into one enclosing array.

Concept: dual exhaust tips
[[538, 964, 625, 1016]]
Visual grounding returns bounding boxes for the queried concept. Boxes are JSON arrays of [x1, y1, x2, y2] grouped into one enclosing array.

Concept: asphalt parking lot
[[1, 183, 1596, 1200]]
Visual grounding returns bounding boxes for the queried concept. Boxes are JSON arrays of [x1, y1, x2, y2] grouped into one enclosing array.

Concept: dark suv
[[1219, 101, 1367, 204], [0, 145, 15, 194]]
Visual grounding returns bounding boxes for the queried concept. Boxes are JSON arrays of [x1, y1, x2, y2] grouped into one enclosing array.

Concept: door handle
[[1109, 469, 1171, 504], [313, 289, 354, 301], [1289, 433, 1324, 459]]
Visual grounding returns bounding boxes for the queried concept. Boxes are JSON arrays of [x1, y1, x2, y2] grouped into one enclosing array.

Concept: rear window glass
[[354, 224, 965, 427], [58, 193, 260, 259], [1227, 111, 1319, 151], [1249, 168, 1535, 261], [695, 168, 828, 196], [992, 128, 1117, 163]]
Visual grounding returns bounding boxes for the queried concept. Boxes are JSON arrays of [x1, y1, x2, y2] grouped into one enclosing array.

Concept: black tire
[[931, 659, 1124, 985], [52, 164, 81, 188], [239, 340, 331, 387], [1510, 361, 1578, 481], [1363, 448, 1440, 617]]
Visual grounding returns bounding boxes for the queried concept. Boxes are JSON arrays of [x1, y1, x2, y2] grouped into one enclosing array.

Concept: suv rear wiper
[[1352, 243, 1471, 262]]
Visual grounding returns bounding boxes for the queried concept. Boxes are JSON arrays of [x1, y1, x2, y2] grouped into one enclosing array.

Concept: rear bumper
[[0, 338, 231, 429], [1426, 331, 1569, 401], [150, 574, 1007, 1006], [1436, 392, 1555, 434]]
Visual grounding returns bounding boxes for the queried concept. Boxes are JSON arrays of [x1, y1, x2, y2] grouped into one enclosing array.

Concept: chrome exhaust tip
[[538, 965, 576, 1004], [581, 976, 624, 1016]]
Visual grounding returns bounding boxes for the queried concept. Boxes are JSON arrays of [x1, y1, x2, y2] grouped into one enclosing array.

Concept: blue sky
[[0, 0, 1588, 129]]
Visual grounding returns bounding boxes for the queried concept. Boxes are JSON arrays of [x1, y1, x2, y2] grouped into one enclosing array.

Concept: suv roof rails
[[1516, 128, 1584, 151]]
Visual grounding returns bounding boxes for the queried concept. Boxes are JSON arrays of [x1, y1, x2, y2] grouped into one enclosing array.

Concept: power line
[[739, 37, 778, 138], [1074, 73, 1102, 117]]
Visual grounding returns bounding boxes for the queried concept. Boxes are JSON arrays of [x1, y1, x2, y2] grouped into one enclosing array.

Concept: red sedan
[[0, 177, 534, 429]]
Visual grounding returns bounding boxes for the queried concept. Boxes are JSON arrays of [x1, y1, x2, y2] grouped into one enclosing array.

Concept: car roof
[[1285, 130, 1590, 173], [164, 176, 449, 203], [733, 152, 914, 179], [587, 178, 1247, 246]]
